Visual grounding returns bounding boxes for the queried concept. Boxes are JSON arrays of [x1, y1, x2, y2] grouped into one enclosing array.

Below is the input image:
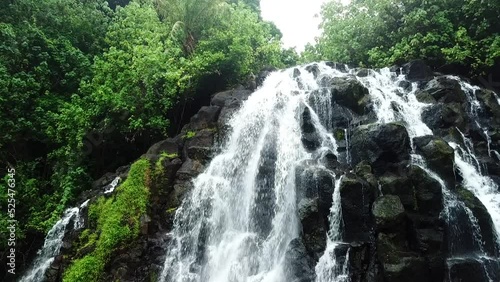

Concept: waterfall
[[315, 177, 348, 282], [354, 69, 500, 278], [160, 64, 348, 282], [104, 176, 121, 194], [159, 62, 500, 282], [19, 200, 88, 282]]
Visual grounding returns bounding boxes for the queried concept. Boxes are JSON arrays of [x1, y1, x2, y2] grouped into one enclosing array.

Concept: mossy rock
[[414, 136, 455, 187], [373, 195, 405, 231], [63, 159, 151, 281]]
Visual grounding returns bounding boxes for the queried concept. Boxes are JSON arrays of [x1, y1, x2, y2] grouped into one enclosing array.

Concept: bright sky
[[260, 0, 329, 52]]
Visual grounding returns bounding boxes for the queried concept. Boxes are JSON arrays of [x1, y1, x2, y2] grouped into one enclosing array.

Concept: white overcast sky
[[260, 0, 329, 51]]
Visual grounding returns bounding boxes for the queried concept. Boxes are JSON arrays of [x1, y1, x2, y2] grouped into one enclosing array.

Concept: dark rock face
[[298, 198, 328, 260], [421, 103, 466, 132], [284, 239, 316, 282], [456, 187, 499, 257], [340, 174, 376, 242], [401, 60, 434, 82], [350, 123, 411, 173], [301, 107, 321, 151], [424, 76, 466, 103], [413, 136, 455, 187], [372, 195, 405, 231], [329, 76, 370, 115]]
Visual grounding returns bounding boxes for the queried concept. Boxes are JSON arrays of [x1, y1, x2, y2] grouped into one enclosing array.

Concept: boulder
[[372, 195, 406, 231], [284, 239, 315, 282], [210, 89, 252, 107], [414, 90, 436, 104], [421, 103, 466, 132], [340, 174, 375, 242], [256, 66, 277, 87], [185, 128, 216, 163], [350, 123, 411, 173], [146, 138, 179, 156], [447, 258, 490, 282], [184, 105, 221, 131], [379, 175, 414, 210], [376, 232, 431, 282], [401, 60, 434, 82], [408, 166, 443, 216], [298, 198, 327, 259], [329, 76, 370, 115], [301, 107, 321, 151], [424, 76, 466, 103], [325, 61, 348, 72], [413, 136, 455, 187], [456, 187, 498, 257], [305, 63, 320, 78], [476, 88, 500, 123]]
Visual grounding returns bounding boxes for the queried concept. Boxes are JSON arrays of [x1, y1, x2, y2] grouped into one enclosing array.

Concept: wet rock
[[408, 166, 443, 216], [421, 103, 466, 132], [185, 128, 216, 163], [305, 63, 320, 78], [325, 61, 347, 72], [372, 195, 405, 231], [293, 68, 301, 78], [447, 258, 489, 282], [381, 256, 429, 282], [356, 68, 370, 77], [476, 88, 500, 123], [298, 198, 327, 259], [340, 174, 375, 242], [415, 90, 436, 104], [456, 187, 498, 256], [347, 242, 380, 282], [376, 232, 431, 282], [413, 136, 455, 187], [379, 175, 412, 208], [301, 107, 321, 151], [211, 89, 252, 107], [350, 123, 411, 173], [330, 76, 370, 115], [424, 76, 466, 103], [354, 161, 377, 188], [183, 105, 221, 131], [175, 158, 204, 181], [401, 60, 434, 82], [284, 239, 315, 282]]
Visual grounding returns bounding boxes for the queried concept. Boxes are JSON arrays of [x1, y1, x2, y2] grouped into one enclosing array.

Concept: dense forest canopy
[[305, 0, 500, 78], [0, 0, 297, 264]]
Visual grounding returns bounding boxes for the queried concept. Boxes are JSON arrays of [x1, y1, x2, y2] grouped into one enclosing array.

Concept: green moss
[[63, 159, 150, 282], [184, 130, 196, 139], [334, 128, 345, 141], [166, 207, 177, 214], [75, 229, 98, 255]]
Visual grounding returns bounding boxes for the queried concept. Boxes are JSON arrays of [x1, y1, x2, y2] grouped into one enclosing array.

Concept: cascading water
[[160, 64, 353, 282], [160, 62, 500, 282], [354, 69, 500, 279], [104, 176, 121, 194], [19, 200, 88, 282], [315, 177, 348, 282]]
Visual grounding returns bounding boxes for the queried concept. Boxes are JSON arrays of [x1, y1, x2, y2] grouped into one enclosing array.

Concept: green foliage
[[184, 131, 197, 139], [315, 0, 500, 76], [63, 159, 150, 281], [83, 1, 183, 136], [193, 2, 284, 83], [155, 0, 226, 54], [1, 0, 289, 273]]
